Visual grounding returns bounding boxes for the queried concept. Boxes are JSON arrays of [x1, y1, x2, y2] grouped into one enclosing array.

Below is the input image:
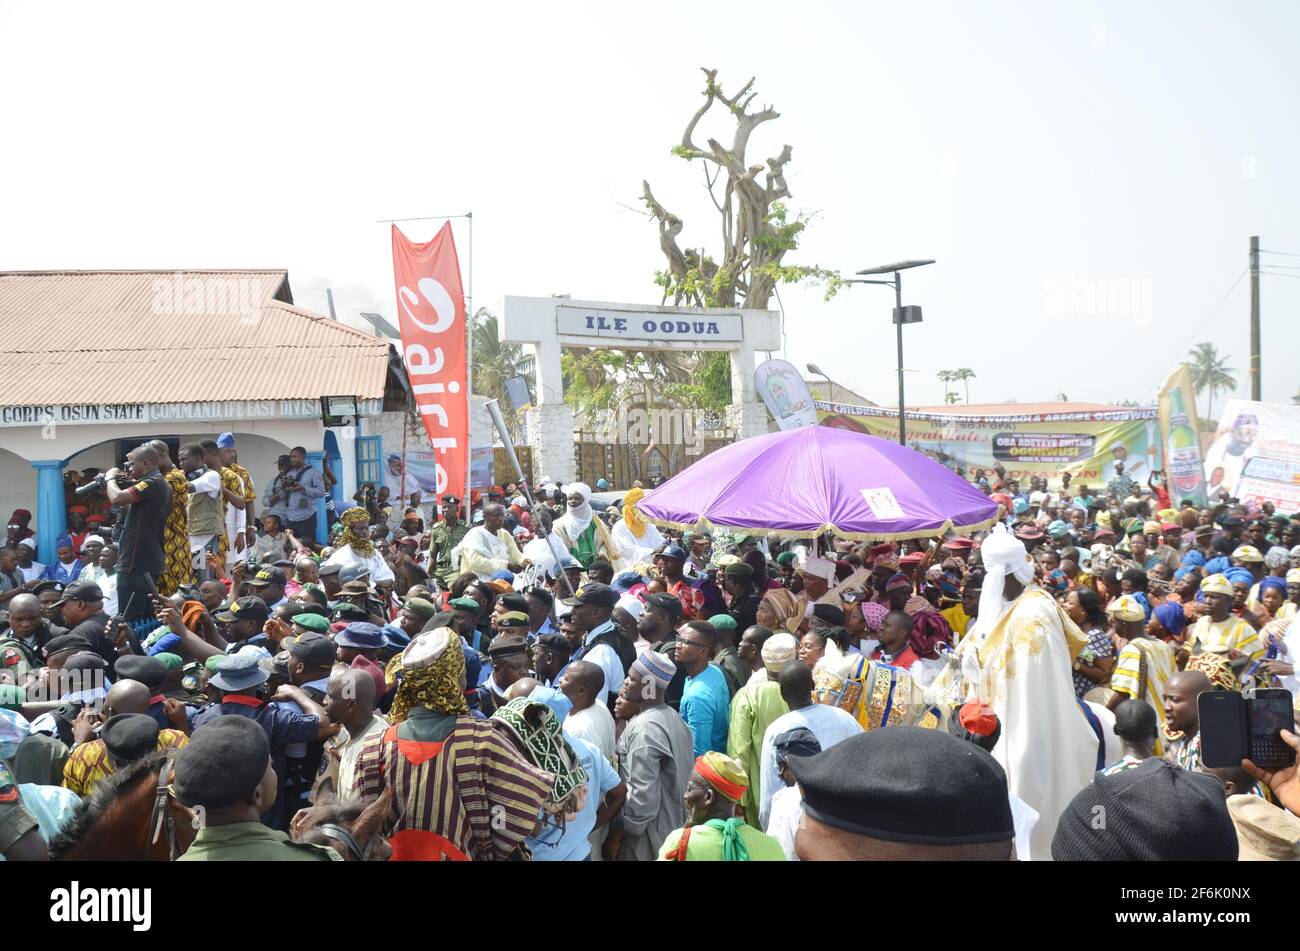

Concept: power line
[[1259, 270, 1300, 281], [1260, 249, 1300, 258], [1160, 267, 1249, 382]]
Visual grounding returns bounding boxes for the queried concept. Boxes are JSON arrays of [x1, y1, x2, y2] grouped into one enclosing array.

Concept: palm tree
[[1188, 342, 1237, 421], [944, 391, 961, 405], [471, 308, 534, 439], [937, 369, 955, 402], [952, 368, 976, 403]]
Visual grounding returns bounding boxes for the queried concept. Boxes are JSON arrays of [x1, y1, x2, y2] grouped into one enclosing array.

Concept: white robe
[[610, 517, 664, 573], [322, 545, 395, 583], [972, 585, 1096, 861]]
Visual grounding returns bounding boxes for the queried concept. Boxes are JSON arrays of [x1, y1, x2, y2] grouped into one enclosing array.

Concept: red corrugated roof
[[910, 402, 1119, 415], [0, 271, 392, 406]]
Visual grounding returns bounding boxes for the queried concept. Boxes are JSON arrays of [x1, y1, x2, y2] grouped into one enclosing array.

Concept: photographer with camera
[[282, 446, 325, 545], [101, 444, 171, 622]]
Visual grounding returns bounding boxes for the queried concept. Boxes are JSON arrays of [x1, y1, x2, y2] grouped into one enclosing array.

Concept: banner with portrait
[[1203, 399, 1300, 511], [815, 401, 1163, 490]]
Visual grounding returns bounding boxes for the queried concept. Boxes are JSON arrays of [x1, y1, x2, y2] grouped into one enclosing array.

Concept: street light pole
[[846, 259, 935, 447], [894, 271, 905, 446]]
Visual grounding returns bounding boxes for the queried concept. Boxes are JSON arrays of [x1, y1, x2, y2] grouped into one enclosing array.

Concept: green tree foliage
[[564, 69, 837, 425], [1188, 341, 1237, 422], [471, 308, 533, 439]]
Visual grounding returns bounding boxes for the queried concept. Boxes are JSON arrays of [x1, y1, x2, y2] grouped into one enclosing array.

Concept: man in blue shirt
[[39, 534, 82, 584], [510, 684, 626, 862], [673, 620, 731, 757], [191, 651, 338, 830], [279, 446, 326, 545]]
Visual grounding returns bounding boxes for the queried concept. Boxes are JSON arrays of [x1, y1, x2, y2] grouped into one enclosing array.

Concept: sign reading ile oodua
[[815, 401, 1163, 489]]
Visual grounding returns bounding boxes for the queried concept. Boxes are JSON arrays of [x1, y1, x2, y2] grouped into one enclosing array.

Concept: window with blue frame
[[355, 435, 382, 490]]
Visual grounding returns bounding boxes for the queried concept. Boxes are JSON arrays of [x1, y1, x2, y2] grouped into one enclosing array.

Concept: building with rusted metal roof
[[0, 269, 415, 559]]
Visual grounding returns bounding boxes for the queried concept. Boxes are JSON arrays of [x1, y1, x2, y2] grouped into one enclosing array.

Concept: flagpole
[[465, 211, 474, 508]]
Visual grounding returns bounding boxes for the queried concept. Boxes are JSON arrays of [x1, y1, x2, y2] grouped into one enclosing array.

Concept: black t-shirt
[[117, 469, 171, 576], [67, 611, 114, 668]]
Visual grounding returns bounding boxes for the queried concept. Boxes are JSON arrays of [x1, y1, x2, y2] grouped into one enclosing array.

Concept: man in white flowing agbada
[[957, 524, 1096, 861], [455, 502, 527, 580], [322, 506, 395, 583], [554, 482, 620, 570], [609, 486, 663, 573]]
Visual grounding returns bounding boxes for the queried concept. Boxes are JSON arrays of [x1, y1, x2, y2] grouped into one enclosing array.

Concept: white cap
[[616, 593, 645, 619], [800, 556, 837, 583]]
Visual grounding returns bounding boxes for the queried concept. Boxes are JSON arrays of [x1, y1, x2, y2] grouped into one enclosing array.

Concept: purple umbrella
[[637, 425, 999, 540]]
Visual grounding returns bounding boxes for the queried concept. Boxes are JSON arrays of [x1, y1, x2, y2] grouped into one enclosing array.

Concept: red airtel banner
[[391, 222, 468, 502]]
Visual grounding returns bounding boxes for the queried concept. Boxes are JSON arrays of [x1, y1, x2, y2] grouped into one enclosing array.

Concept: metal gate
[[575, 434, 733, 488]]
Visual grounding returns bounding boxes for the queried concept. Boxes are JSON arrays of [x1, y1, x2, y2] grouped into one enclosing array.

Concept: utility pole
[[1250, 235, 1260, 401]]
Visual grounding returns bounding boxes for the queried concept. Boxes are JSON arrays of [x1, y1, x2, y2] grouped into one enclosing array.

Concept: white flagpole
[[465, 211, 474, 506]]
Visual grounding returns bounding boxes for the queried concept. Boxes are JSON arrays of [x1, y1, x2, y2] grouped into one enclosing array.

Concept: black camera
[[73, 473, 128, 497]]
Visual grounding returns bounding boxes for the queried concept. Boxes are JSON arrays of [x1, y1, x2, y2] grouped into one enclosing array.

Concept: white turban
[[563, 482, 591, 501], [975, 524, 1036, 638], [558, 482, 594, 536]]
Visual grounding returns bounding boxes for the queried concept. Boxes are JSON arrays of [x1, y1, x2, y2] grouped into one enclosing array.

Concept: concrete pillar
[[305, 451, 329, 545], [727, 347, 769, 439], [32, 459, 67, 564], [524, 403, 577, 484]]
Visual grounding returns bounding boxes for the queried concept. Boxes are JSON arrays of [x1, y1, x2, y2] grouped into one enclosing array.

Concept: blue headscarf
[[1225, 567, 1255, 587], [1154, 602, 1187, 636], [1132, 591, 1153, 620], [1181, 550, 1206, 569], [1259, 576, 1287, 597], [1204, 555, 1231, 576]]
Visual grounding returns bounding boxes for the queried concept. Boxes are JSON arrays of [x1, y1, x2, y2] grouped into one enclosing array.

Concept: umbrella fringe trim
[[639, 512, 1001, 543]]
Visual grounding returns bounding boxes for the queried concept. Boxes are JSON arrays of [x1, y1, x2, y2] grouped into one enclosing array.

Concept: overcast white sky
[[3, 0, 1297, 411]]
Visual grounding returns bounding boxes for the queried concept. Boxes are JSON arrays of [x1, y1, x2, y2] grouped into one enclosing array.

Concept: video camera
[[73, 473, 130, 497]]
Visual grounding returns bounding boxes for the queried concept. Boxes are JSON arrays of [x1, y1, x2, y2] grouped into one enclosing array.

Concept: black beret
[[102, 713, 160, 767], [811, 603, 845, 626], [43, 633, 93, 659], [63, 651, 108, 672], [114, 654, 168, 690], [573, 583, 618, 609], [1052, 758, 1237, 860], [790, 727, 1014, 845], [331, 602, 370, 623], [524, 587, 554, 608], [173, 716, 270, 809], [487, 634, 528, 658], [644, 592, 683, 619], [538, 633, 573, 656], [496, 593, 529, 613]]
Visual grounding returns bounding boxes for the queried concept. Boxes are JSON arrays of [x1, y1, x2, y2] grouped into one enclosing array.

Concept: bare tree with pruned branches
[[642, 67, 837, 311]]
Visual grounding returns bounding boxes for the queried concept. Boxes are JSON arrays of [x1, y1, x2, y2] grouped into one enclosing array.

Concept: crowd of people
[[2, 440, 1300, 863]]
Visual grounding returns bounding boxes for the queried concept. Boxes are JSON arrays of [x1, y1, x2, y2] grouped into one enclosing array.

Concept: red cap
[[959, 699, 999, 737], [899, 551, 925, 566]]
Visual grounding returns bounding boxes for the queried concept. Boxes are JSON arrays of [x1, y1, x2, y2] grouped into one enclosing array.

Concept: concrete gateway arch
[[501, 297, 780, 484]]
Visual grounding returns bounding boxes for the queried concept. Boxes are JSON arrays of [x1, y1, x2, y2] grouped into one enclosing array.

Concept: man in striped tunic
[[352, 627, 552, 860]]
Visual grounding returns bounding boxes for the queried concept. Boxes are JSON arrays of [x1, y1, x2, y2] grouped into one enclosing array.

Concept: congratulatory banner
[[816, 401, 1162, 489]]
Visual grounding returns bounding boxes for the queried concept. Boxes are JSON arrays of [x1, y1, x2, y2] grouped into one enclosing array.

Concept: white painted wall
[[2, 421, 328, 539]]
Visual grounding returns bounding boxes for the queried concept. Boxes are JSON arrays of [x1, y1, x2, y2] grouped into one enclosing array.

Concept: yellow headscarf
[[622, 486, 648, 538], [338, 506, 376, 558], [389, 634, 469, 722]]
